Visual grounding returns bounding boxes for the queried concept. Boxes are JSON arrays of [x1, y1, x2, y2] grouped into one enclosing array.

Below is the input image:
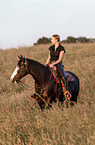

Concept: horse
[[10, 55, 79, 110]]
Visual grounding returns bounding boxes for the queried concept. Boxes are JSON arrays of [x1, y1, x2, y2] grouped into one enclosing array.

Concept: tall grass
[[0, 43, 95, 145]]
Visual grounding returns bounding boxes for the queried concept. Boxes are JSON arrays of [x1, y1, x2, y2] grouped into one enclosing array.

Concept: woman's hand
[[49, 63, 54, 68]]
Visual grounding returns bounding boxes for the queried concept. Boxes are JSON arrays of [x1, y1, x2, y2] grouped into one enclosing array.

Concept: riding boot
[[62, 77, 67, 88], [57, 63, 71, 101], [61, 77, 71, 101]]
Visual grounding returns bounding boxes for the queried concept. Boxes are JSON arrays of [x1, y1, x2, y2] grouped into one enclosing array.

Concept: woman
[[46, 34, 66, 82], [45, 34, 71, 97]]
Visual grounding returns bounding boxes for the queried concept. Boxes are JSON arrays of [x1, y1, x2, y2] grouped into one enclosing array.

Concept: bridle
[[19, 58, 57, 88], [15, 58, 29, 83], [16, 58, 58, 105], [24, 58, 29, 74], [20, 61, 58, 89]]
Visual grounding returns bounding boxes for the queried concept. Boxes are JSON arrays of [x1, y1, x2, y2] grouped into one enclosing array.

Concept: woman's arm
[[49, 51, 64, 68], [45, 51, 51, 65]]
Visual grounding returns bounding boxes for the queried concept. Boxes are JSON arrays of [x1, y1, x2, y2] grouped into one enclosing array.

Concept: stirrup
[[64, 91, 71, 101]]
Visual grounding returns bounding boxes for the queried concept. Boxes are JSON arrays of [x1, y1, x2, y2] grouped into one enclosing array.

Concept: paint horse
[[10, 55, 79, 110]]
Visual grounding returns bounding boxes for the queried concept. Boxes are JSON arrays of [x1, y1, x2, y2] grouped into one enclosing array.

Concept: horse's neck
[[27, 59, 51, 86]]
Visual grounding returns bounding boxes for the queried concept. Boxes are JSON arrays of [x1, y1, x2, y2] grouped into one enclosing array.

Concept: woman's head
[[51, 34, 60, 45]]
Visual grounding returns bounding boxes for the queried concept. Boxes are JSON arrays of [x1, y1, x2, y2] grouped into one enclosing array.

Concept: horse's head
[[10, 55, 29, 83]]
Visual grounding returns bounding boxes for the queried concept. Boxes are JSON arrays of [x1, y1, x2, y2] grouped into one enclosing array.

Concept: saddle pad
[[65, 72, 75, 82]]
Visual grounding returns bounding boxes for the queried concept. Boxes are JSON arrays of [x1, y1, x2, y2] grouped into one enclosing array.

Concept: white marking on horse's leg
[[10, 66, 19, 81]]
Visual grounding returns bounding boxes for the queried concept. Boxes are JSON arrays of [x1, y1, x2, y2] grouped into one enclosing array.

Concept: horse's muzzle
[[10, 77, 20, 83]]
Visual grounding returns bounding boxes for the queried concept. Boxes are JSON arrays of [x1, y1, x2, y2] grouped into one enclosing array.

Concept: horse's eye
[[21, 62, 24, 66]]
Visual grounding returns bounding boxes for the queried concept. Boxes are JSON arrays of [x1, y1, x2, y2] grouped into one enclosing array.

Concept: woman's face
[[51, 37, 57, 45]]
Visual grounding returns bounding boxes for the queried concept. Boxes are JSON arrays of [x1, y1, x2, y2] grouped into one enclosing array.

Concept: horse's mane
[[26, 58, 51, 84], [26, 58, 49, 72]]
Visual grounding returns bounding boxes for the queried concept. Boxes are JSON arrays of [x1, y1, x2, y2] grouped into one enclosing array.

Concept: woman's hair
[[52, 34, 60, 42]]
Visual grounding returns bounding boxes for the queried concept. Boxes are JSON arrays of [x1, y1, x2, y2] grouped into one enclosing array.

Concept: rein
[[20, 81, 51, 106], [18, 61, 58, 105], [20, 59, 57, 90], [19, 81, 49, 106], [20, 69, 57, 91]]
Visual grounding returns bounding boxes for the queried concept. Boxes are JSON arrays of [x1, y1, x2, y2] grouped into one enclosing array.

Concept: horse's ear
[[20, 55, 23, 59], [18, 55, 21, 59], [18, 55, 24, 60]]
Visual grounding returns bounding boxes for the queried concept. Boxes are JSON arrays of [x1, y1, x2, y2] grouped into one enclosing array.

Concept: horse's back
[[65, 71, 79, 101], [65, 71, 79, 82]]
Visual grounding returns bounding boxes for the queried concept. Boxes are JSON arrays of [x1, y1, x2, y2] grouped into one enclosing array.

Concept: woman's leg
[[57, 63, 67, 88], [57, 63, 71, 99]]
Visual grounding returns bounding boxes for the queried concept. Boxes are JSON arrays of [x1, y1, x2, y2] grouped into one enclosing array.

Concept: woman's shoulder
[[59, 44, 66, 53]]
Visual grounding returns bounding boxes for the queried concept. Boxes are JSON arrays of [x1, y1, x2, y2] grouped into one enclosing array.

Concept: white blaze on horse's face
[[10, 66, 19, 82]]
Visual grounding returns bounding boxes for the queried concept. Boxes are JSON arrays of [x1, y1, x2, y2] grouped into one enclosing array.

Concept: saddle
[[50, 66, 74, 101], [50, 66, 60, 83], [64, 72, 75, 82], [50, 66, 75, 83]]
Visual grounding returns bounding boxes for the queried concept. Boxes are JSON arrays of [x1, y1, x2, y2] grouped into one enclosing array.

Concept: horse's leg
[[31, 92, 38, 100], [31, 92, 45, 110], [45, 97, 52, 109], [37, 98, 45, 110]]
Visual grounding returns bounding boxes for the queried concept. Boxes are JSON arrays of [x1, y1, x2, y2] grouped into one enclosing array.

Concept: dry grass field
[[0, 43, 95, 145]]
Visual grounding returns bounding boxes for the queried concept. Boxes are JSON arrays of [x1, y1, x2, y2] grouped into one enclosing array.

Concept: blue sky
[[0, 0, 95, 49]]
